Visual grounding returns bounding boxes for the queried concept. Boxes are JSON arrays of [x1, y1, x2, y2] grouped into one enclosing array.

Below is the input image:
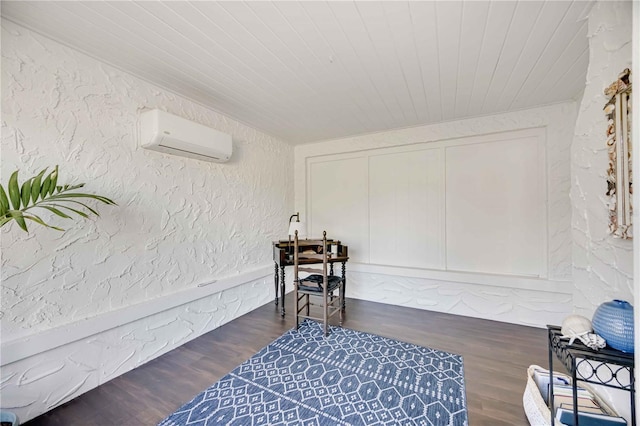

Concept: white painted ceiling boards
[[1, 1, 592, 144]]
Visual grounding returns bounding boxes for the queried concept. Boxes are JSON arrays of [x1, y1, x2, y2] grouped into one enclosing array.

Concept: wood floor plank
[[24, 297, 551, 425]]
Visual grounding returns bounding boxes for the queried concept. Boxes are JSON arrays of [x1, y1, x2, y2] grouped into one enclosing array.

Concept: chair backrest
[[293, 230, 329, 287]]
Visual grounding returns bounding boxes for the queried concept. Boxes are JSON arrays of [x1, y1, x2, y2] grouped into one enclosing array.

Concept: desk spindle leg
[[631, 367, 636, 426], [274, 263, 279, 307], [280, 266, 286, 317], [342, 262, 347, 310]]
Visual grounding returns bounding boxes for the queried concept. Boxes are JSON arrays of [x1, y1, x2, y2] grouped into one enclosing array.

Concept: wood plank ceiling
[[1, 1, 592, 144]]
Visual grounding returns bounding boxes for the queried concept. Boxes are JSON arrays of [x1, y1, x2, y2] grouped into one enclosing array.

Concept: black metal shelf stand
[[547, 325, 635, 426]]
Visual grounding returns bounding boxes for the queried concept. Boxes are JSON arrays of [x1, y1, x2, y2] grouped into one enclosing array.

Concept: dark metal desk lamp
[[287, 212, 305, 258]]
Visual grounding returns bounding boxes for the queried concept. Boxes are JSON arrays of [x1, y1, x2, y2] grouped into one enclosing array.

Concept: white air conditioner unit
[[139, 109, 232, 162]]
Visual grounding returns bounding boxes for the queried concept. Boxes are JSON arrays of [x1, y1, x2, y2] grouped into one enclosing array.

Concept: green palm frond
[[0, 165, 116, 233]]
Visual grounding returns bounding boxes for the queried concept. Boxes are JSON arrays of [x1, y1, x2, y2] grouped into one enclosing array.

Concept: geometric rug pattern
[[158, 319, 468, 426]]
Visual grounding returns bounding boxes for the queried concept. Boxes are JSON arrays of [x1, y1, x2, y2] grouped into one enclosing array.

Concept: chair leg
[[339, 287, 344, 326], [338, 289, 344, 326], [323, 292, 329, 337], [294, 282, 299, 330], [305, 294, 310, 316]]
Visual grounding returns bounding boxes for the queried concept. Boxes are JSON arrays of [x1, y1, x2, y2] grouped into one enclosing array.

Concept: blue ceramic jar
[[592, 299, 635, 353]]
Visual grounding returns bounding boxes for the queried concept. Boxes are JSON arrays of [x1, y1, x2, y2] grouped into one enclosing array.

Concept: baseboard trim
[[1, 265, 273, 366]]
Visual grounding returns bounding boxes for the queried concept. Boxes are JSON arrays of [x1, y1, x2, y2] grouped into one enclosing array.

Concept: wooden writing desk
[[272, 239, 348, 316]]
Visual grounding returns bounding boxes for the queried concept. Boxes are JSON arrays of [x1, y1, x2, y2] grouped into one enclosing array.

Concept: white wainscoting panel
[[445, 132, 546, 277], [295, 102, 576, 328], [307, 128, 547, 279], [308, 155, 369, 262], [369, 148, 444, 269]]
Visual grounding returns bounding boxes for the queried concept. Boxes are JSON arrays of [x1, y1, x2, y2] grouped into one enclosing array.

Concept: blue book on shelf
[[555, 407, 627, 426]]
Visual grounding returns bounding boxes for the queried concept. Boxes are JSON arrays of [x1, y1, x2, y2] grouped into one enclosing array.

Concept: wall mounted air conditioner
[[140, 109, 232, 162]]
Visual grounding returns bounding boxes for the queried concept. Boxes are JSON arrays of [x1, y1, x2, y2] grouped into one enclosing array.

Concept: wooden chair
[[293, 230, 344, 336]]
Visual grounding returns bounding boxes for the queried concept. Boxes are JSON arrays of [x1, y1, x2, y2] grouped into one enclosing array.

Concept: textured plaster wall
[[1, 19, 291, 421], [572, 1, 634, 317], [1, 278, 270, 422], [569, 4, 635, 420], [296, 102, 578, 327], [634, 0, 640, 414], [346, 272, 572, 327]]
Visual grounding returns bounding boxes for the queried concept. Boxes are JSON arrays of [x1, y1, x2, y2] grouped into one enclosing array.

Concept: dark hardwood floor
[[25, 296, 551, 425]]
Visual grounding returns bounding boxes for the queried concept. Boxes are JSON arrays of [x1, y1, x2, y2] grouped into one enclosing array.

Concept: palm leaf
[[46, 199, 100, 216], [40, 169, 53, 199], [0, 186, 9, 216], [49, 165, 58, 196], [21, 178, 32, 208], [63, 183, 84, 192], [7, 211, 28, 232], [8, 171, 21, 210], [31, 168, 47, 203], [46, 193, 116, 205], [0, 215, 13, 228], [22, 212, 65, 231], [38, 205, 72, 219], [43, 203, 89, 218], [1, 166, 116, 233]]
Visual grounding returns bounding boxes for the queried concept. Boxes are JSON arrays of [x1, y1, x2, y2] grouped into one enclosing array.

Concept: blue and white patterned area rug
[[158, 320, 467, 426]]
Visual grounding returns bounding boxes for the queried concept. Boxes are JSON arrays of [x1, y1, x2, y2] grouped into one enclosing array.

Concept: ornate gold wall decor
[[604, 68, 632, 239]]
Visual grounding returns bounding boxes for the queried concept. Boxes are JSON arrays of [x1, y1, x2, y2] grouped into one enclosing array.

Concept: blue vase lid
[[607, 299, 634, 310]]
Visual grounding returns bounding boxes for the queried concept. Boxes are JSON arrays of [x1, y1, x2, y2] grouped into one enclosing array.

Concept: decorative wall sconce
[[604, 68, 633, 239]]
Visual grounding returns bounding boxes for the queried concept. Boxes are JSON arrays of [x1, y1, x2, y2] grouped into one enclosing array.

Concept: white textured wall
[[634, 0, 640, 416], [1, 19, 291, 422], [572, 1, 634, 316], [571, 5, 635, 419], [347, 271, 572, 326], [1, 277, 272, 422], [296, 102, 577, 327]]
